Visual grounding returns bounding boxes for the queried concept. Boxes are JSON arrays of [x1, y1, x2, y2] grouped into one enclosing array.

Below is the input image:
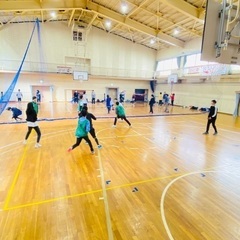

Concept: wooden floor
[[0, 102, 240, 240]]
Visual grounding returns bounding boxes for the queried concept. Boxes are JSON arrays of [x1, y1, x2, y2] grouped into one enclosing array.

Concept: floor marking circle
[[160, 170, 222, 240]]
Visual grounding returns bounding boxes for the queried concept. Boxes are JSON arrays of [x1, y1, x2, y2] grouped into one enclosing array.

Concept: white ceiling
[[0, 0, 206, 50]]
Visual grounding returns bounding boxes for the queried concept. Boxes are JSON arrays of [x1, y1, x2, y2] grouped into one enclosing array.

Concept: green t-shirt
[[115, 105, 125, 117], [75, 117, 90, 137], [32, 102, 38, 114]]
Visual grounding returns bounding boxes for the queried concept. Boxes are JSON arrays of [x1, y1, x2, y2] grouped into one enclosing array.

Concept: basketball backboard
[[73, 71, 88, 81], [201, 0, 240, 65]]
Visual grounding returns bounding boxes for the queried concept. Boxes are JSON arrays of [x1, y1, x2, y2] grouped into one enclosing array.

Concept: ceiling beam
[[86, 12, 98, 30], [125, 0, 202, 37], [109, 23, 121, 33], [68, 9, 75, 27], [77, 9, 84, 22], [0, 0, 88, 11], [0, 0, 184, 47], [87, 1, 184, 47], [126, 0, 151, 18], [159, 0, 204, 22]]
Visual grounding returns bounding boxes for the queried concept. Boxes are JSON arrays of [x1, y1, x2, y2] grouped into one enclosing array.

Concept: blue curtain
[[183, 55, 187, 67], [150, 80, 156, 93], [177, 57, 181, 69], [0, 19, 38, 115], [233, 92, 240, 116]]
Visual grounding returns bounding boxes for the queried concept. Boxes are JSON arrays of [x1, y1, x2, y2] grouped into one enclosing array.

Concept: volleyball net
[[0, 19, 39, 115]]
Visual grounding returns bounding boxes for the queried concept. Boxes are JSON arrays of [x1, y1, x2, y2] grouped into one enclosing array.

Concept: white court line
[[160, 170, 221, 240], [130, 128, 142, 135], [143, 136, 157, 144], [100, 134, 141, 140], [0, 129, 73, 150], [0, 126, 155, 152], [107, 145, 120, 148], [95, 127, 115, 135]]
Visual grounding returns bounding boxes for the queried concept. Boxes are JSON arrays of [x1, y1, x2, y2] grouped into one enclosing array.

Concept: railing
[[2, 60, 239, 80], [0, 60, 154, 79], [155, 63, 236, 79]]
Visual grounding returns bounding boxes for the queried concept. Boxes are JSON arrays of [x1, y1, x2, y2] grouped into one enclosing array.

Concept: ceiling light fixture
[[121, 2, 128, 14], [105, 19, 112, 29], [173, 29, 179, 35], [50, 12, 57, 18], [150, 39, 155, 44]]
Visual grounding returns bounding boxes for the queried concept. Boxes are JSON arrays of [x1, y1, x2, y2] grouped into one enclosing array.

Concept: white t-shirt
[[82, 94, 88, 104], [16, 92, 23, 98], [27, 121, 38, 127]]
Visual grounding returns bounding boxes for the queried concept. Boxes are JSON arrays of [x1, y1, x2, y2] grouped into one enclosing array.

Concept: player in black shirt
[[79, 106, 102, 149], [203, 99, 218, 135]]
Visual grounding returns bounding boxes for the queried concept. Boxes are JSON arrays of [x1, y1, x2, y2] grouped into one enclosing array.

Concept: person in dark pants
[[106, 95, 112, 113], [23, 96, 41, 148], [113, 102, 131, 127], [203, 99, 218, 135], [91, 90, 96, 104], [68, 109, 94, 154], [73, 91, 79, 104], [170, 93, 175, 106], [80, 106, 102, 149], [36, 90, 41, 103], [7, 107, 22, 121], [149, 94, 155, 114], [158, 92, 163, 105], [16, 89, 23, 102]]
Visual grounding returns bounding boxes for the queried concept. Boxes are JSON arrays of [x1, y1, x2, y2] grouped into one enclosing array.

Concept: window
[[185, 53, 216, 67], [73, 31, 83, 41], [156, 58, 178, 71], [184, 53, 229, 75], [156, 58, 178, 76]]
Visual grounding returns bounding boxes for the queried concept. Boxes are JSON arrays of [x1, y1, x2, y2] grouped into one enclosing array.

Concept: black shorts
[[117, 115, 125, 119]]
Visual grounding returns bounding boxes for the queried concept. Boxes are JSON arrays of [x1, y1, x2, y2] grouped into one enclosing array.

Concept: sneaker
[[213, 132, 218, 135], [129, 125, 132, 128], [23, 140, 27, 145], [85, 141, 88, 144], [91, 151, 95, 154], [35, 143, 41, 148], [202, 132, 209, 135], [97, 145, 102, 149], [67, 147, 72, 152], [112, 125, 116, 128]]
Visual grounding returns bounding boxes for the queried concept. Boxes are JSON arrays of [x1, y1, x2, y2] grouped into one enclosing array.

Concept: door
[[106, 88, 118, 101], [31, 86, 52, 102]]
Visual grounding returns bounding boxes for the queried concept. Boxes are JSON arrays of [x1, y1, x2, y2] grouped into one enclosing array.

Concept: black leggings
[[89, 128, 100, 145], [206, 117, 217, 133], [149, 105, 153, 113], [114, 116, 131, 126], [72, 136, 94, 151], [25, 126, 41, 143]]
